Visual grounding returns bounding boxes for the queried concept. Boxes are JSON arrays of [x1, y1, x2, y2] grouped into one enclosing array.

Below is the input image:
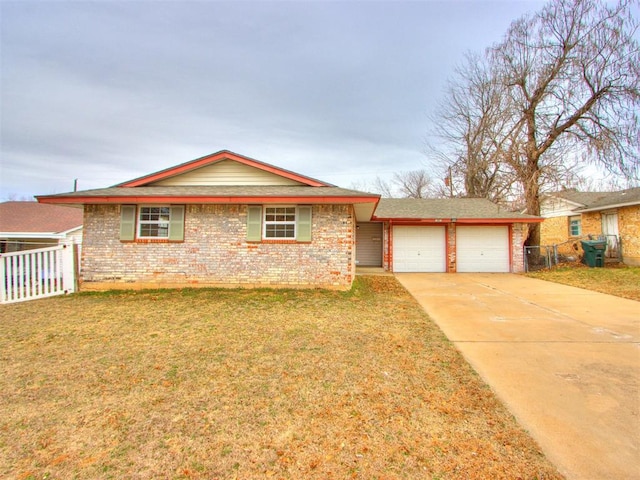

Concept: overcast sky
[[1, 0, 547, 200]]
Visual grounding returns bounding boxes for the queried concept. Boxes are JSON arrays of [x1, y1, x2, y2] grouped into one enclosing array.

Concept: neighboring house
[[540, 187, 640, 265], [37, 150, 540, 290], [0, 201, 83, 253]]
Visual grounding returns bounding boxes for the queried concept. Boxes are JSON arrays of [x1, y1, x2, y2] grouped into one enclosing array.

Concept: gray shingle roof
[[38, 185, 378, 199], [373, 198, 539, 220], [545, 189, 611, 207], [573, 187, 640, 211]]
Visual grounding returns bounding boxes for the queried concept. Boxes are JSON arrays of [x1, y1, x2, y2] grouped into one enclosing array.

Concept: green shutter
[[297, 206, 312, 242], [169, 205, 185, 241], [120, 205, 136, 241], [246, 205, 262, 241]]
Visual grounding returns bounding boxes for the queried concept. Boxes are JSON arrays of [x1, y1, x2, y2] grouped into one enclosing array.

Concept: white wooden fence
[[1, 244, 76, 304]]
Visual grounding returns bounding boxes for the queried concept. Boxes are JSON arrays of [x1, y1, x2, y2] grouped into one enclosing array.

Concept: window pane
[[265, 224, 295, 238], [140, 224, 169, 238], [570, 217, 581, 236]]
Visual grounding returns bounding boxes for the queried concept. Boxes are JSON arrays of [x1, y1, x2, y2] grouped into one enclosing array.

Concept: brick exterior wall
[[540, 216, 570, 246], [81, 204, 355, 290], [540, 216, 581, 257], [619, 206, 640, 266], [510, 223, 527, 273], [382, 222, 390, 270], [581, 212, 602, 236], [447, 223, 457, 273]]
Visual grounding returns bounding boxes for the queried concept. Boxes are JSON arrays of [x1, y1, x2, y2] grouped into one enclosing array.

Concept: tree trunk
[[523, 156, 542, 247]]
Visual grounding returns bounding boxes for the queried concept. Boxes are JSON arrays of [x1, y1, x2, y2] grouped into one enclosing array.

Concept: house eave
[[38, 195, 380, 222], [37, 194, 378, 205]]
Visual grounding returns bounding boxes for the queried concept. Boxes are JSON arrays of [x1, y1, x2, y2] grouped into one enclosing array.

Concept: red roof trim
[[373, 217, 542, 224], [454, 218, 543, 224], [38, 195, 378, 205], [117, 150, 330, 188]]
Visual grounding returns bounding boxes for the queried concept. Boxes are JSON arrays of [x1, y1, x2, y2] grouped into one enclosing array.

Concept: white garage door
[[393, 226, 446, 272], [457, 226, 510, 272]]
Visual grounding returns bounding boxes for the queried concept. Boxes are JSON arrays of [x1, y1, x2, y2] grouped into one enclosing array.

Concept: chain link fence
[[524, 235, 622, 272]]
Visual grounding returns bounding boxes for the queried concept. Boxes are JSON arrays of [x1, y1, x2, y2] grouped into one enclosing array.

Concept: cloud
[[1, 0, 544, 198]]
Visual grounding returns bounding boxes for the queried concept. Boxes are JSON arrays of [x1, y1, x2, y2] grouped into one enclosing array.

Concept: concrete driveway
[[395, 273, 639, 480]]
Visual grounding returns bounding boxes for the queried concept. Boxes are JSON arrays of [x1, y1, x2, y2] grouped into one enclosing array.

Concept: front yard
[[0, 276, 562, 479], [525, 264, 640, 301]]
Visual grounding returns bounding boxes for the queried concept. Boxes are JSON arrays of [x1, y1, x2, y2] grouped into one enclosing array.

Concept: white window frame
[[138, 205, 171, 239], [263, 206, 297, 239], [569, 215, 581, 237]]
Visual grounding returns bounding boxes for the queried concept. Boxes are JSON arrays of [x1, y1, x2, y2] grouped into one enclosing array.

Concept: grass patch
[[525, 263, 640, 301], [0, 276, 562, 479]]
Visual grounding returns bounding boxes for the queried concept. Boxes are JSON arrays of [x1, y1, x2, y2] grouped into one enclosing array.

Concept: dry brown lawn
[[525, 263, 640, 301], [0, 276, 563, 480]]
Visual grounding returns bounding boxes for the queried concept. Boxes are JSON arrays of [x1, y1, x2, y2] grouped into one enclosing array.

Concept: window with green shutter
[[120, 205, 137, 241], [247, 205, 313, 242], [120, 205, 185, 241], [297, 206, 312, 242], [246, 205, 263, 241]]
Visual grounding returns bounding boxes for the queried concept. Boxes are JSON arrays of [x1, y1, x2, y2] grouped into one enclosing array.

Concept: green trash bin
[[581, 240, 606, 267]]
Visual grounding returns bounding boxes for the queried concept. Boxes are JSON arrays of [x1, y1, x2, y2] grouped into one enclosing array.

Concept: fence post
[[0, 255, 5, 303], [61, 244, 75, 294]]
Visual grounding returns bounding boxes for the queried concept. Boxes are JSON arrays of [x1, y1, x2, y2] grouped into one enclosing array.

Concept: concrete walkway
[[395, 273, 639, 480]]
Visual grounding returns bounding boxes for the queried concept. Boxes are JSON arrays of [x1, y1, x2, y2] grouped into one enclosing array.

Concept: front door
[[601, 212, 619, 258], [355, 223, 383, 267]]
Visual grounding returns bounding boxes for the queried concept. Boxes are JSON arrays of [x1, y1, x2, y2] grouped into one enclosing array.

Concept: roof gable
[[151, 159, 307, 187], [118, 150, 331, 188]]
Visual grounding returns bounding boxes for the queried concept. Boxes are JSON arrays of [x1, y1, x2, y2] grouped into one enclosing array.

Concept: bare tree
[[350, 170, 438, 198], [348, 177, 395, 197], [430, 52, 521, 203], [493, 0, 640, 245], [431, 50, 586, 207], [430, 0, 639, 245], [372, 177, 395, 198], [392, 170, 435, 198]]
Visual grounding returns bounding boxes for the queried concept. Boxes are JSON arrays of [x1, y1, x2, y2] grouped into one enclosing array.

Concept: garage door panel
[[393, 226, 446, 272], [457, 226, 509, 273]]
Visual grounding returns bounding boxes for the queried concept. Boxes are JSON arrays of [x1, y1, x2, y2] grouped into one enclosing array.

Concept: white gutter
[[0, 232, 66, 239]]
